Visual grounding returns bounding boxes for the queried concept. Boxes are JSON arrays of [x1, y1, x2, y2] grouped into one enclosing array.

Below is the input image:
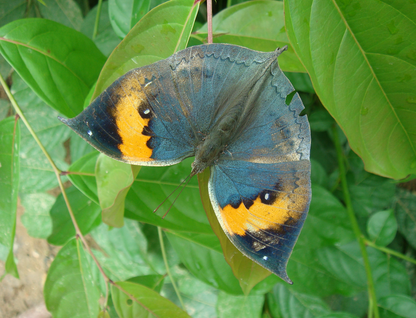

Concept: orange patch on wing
[[112, 79, 153, 160], [221, 194, 304, 236]]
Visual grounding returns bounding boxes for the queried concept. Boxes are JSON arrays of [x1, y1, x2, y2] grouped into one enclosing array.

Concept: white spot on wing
[[144, 109, 150, 115], [263, 256, 268, 260], [144, 81, 152, 87], [87, 130, 93, 136]]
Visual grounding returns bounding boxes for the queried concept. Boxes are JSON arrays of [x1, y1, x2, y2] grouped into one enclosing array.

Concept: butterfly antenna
[[153, 172, 192, 215], [161, 173, 194, 219]]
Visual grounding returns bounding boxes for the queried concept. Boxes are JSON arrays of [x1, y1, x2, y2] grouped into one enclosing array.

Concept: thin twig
[[333, 126, 379, 318], [365, 239, 416, 265], [158, 227, 185, 310], [93, 0, 103, 40], [207, 0, 213, 44]]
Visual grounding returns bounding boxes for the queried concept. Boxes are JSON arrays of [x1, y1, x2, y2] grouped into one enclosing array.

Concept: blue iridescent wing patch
[[59, 44, 311, 283]]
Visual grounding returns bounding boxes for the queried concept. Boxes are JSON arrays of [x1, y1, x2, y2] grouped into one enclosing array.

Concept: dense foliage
[[0, 0, 415, 317]]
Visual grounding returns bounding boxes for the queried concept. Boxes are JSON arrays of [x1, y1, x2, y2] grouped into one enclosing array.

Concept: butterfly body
[[60, 44, 311, 284]]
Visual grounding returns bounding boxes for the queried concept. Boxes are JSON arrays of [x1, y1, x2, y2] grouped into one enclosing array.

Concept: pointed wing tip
[[275, 45, 288, 57]]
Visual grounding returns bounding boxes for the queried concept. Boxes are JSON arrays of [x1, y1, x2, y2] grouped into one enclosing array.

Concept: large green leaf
[[12, 73, 69, 193], [285, 0, 416, 179], [378, 295, 416, 318], [367, 209, 397, 247], [0, 116, 19, 279], [20, 192, 55, 239], [196, 0, 304, 72], [44, 238, 101, 318], [111, 281, 191, 318], [68, 151, 100, 205], [125, 158, 212, 234], [216, 291, 264, 318], [47, 186, 101, 246], [287, 186, 359, 296], [39, 0, 83, 31], [394, 188, 416, 249], [161, 266, 218, 318], [0, 18, 106, 117], [109, 0, 151, 38], [93, 0, 200, 97], [267, 284, 331, 318], [90, 220, 160, 282], [166, 230, 243, 295], [369, 249, 410, 300]]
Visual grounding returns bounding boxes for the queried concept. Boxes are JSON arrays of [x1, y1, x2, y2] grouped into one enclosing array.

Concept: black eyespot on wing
[[138, 103, 153, 119], [260, 190, 277, 205]]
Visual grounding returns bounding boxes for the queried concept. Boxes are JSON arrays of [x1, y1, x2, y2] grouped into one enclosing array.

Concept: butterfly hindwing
[[209, 160, 311, 283]]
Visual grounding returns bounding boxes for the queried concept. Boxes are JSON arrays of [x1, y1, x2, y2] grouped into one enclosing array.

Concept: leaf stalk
[[333, 125, 380, 318]]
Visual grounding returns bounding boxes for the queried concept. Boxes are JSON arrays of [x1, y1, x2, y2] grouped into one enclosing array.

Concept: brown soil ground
[[0, 203, 60, 318]]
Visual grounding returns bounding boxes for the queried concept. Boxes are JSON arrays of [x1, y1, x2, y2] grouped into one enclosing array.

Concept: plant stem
[[365, 239, 416, 265], [333, 125, 380, 318], [0, 74, 61, 176], [0, 73, 113, 310], [207, 0, 213, 44], [158, 227, 185, 310], [93, 0, 103, 40]]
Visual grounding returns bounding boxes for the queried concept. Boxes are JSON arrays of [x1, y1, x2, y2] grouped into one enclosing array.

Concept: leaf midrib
[[330, 0, 416, 160]]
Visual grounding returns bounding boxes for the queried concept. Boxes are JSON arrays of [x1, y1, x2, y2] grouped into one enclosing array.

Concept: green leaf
[[109, 0, 151, 38], [309, 110, 335, 132], [0, 19, 106, 117], [285, 0, 416, 179], [127, 275, 165, 293], [367, 209, 397, 246], [284, 72, 314, 94], [216, 291, 264, 318], [11, 73, 69, 193], [379, 295, 416, 318], [47, 186, 101, 246], [0, 116, 19, 279], [90, 220, 159, 282], [0, 0, 26, 27], [125, 158, 212, 234], [80, 1, 121, 56], [198, 169, 272, 294], [196, 0, 304, 72], [93, 0, 200, 97], [20, 192, 55, 239], [166, 231, 243, 295], [316, 242, 366, 289], [394, 188, 416, 249], [267, 284, 331, 318], [311, 159, 329, 188], [349, 174, 395, 217], [39, 0, 84, 31], [96, 154, 140, 227], [111, 281, 192, 318], [369, 248, 410, 300], [167, 270, 218, 317], [317, 314, 360, 318], [68, 151, 99, 205], [287, 186, 358, 296], [44, 238, 101, 318]]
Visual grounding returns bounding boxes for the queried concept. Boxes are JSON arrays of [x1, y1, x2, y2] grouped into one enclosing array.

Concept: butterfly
[[59, 44, 311, 284]]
